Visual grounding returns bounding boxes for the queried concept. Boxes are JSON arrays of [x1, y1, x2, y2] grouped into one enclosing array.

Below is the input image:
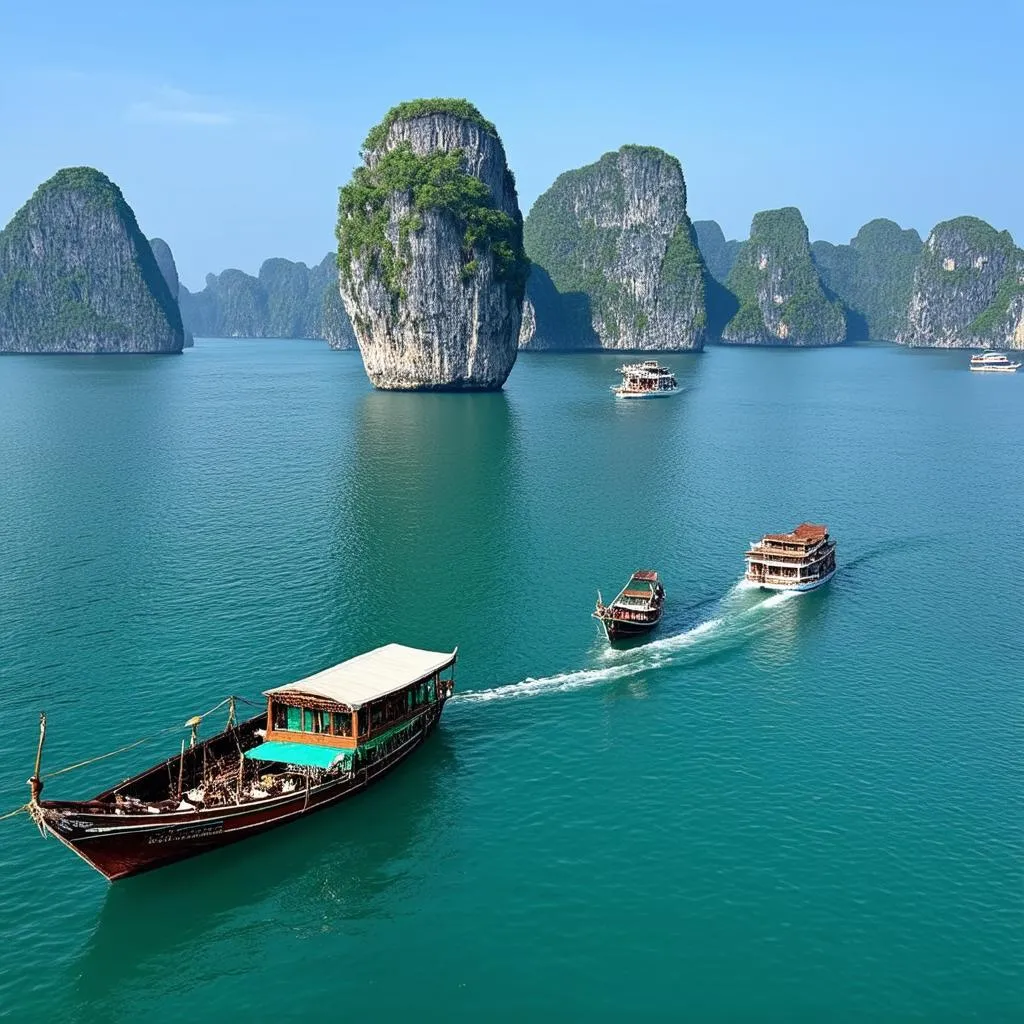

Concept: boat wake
[[454, 582, 800, 705]]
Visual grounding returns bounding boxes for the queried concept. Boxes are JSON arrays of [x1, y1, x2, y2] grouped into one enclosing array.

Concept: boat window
[[286, 706, 303, 731], [358, 711, 369, 738], [272, 703, 288, 730], [333, 712, 352, 737]]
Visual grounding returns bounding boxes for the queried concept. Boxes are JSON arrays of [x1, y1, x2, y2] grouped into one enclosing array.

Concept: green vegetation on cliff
[[968, 268, 1024, 338], [811, 219, 922, 340], [363, 99, 497, 151], [694, 220, 742, 284], [900, 216, 1023, 347], [338, 138, 528, 303], [724, 207, 845, 345], [523, 145, 707, 349], [0, 166, 182, 352]]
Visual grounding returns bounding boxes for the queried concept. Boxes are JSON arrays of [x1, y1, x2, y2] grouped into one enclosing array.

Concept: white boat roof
[[264, 643, 457, 709]]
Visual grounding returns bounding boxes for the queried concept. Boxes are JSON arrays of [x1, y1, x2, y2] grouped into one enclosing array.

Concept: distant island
[[522, 145, 707, 351], [179, 254, 355, 348], [721, 207, 846, 346], [0, 167, 184, 354], [2, 131, 1022, 355]]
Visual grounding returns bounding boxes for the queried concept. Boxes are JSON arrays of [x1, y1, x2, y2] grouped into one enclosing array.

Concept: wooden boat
[[745, 523, 836, 592], [26, 644, 457, 882], [593, 570, 665, 640]]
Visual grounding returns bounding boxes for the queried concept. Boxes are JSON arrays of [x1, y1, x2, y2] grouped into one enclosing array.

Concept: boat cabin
[[745, 523, 836, 588], [249, 643, 457, 770]]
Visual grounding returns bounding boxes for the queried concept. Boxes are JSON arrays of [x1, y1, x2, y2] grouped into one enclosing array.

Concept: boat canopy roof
[[244, 740, 351, 769], [763, 522, 828, 544], [265, 643, 457, 710]]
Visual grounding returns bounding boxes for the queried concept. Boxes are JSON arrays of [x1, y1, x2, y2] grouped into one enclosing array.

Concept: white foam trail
[[454, 661, 636, 704], [455, 578, 800, 706]]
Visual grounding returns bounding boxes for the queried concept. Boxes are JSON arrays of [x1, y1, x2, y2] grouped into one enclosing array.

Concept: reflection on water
[[327, 391, 524, 669], [70, 733, 457, 1010]]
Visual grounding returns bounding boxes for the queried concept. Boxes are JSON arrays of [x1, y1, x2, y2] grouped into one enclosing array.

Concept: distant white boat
[[969, 351, 1020, 373], [611, 360, 681, 398]]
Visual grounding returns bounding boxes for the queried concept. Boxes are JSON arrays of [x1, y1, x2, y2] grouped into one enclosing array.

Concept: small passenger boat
[[969, 351, 1020, 373], [25, 643, 457, 881], [745, 523, 836, 592], [611, 361, 680, 398], [593, 570, 665, 640]]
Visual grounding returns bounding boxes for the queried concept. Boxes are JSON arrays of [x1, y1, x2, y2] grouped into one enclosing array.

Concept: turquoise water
[[0, 340, 1021, 1021]]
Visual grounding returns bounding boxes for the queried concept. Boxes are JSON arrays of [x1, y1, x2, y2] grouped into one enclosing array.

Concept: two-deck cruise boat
[[25, 643, 457, 881], [969, 351, 1020, 373], [611, 361, 681, 398], [745, 523, 837, 592], [593, 570, 665, 640]]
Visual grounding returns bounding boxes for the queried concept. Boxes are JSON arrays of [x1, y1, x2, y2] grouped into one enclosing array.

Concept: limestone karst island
[[1, 99, 1021, 371], [336, 99, 528, 390]]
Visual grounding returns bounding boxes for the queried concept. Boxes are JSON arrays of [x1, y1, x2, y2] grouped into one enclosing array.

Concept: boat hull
[[746, 566, 837, 592], [613, 388, 681, 399], [38, 702, 446, 882], [969, 365, 1019, 373], [602, 616, 661, 639]]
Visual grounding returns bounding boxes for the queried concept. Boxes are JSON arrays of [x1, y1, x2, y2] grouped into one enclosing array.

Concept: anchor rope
[[40, 695, 255, 779], [0, 694, 260, 823]]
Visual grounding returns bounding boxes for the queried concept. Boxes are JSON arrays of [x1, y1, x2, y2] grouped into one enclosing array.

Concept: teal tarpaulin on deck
[[244, 740, 351, 769]]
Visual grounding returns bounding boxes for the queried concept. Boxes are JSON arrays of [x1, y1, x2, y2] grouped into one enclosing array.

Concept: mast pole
[[28, 712, 46, 805], [176, 739, 186, 800]]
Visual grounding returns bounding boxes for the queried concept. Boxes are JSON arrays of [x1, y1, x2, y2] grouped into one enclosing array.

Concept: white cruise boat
[[611, 360, 680, 398], [969, 351, 1020, 373]]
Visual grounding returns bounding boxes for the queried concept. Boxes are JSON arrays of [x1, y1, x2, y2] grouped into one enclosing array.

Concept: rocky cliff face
[[811, 219, 922, 341], [523, 145, 707, 351], [337, 99, 527, 389], [898, 217, 1024, 348], [149, 237, 193, 347], [0, 167, 183, 353], [694, 220, 742, 285], [723, 207, 846, 345], [179, 253, 355, 346]]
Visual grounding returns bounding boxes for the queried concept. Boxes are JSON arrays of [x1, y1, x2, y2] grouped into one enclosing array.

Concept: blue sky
[[2, 0, 1020, 288]]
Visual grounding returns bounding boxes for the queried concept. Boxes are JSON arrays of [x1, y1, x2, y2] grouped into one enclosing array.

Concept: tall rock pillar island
[[337, 99, 528, 390]]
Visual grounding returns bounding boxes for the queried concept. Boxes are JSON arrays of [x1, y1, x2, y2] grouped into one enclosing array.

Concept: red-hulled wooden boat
[[26, 644, 456, 881], [592, 570, 665, 641]]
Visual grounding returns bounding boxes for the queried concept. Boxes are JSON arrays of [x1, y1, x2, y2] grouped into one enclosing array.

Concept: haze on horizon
[[2, 0, 1020, 289]]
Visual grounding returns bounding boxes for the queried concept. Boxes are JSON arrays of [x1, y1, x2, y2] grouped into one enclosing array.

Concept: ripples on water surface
[[0, 341, 1021, 1021]]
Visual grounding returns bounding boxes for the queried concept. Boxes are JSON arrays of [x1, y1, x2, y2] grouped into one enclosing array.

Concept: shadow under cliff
[[704, 275, 740, 340], [522, 263, 600, 350]]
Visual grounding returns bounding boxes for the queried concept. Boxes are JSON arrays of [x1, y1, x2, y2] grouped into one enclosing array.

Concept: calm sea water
[[0, 340, 1021, 1021]]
